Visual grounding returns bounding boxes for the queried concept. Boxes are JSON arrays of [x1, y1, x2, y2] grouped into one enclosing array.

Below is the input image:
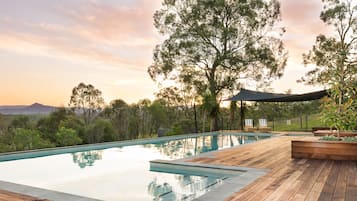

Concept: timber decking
[[0, 189, 48, 201], [188, 136, 357, 201]]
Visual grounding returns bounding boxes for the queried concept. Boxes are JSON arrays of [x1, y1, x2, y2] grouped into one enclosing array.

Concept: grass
[[267, 114, 325, 131]]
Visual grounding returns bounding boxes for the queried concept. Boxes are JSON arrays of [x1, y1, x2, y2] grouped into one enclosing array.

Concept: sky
[[0, 0, 330, 106]]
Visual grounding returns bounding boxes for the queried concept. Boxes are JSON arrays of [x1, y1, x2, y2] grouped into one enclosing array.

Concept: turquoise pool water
[[0, 133, 270, 200]]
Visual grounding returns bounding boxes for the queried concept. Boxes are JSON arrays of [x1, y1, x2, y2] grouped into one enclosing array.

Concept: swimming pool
[[0, 132, 271, 200]]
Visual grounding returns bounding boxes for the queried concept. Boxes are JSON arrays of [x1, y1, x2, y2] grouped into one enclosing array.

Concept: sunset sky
[[0, 0, 330, 106]]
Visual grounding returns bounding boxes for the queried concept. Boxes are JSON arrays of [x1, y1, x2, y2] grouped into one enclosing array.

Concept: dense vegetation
[[0, 83, 324, 153]]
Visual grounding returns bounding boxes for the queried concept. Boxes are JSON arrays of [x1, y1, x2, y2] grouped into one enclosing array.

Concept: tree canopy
[[302, 0, 356, 131], [148, 0, 287, 130], [69, 83, 104, 124]]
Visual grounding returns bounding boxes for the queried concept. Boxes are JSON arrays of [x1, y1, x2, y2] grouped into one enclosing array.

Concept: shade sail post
[[240, 100, 244, 131]]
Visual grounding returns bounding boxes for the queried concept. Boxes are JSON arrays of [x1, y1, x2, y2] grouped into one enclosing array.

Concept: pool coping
[[148, 134, 278, 201], [150, 160, 269, 201], [0, 180, 101, 201]]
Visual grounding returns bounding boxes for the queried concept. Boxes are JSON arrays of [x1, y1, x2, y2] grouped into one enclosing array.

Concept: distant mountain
[[0, 103, 57, 115]]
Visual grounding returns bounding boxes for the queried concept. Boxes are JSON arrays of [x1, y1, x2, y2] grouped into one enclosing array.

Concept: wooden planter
[[292, 140, 357, 160]]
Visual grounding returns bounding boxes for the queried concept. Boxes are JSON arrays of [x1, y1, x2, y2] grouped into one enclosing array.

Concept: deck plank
[[188, 136, 357, 201], [346, 161, 357, 201]]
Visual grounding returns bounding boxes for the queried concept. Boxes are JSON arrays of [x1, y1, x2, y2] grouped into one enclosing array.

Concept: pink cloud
[[0, 31, 148, 71], [0, 0, 163, 71], [57, 0, 161, 45], [279, 0, 331, 62]]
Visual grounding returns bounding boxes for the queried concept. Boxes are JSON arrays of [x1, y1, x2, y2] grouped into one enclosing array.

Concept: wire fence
[[267, 114, 326, 131]]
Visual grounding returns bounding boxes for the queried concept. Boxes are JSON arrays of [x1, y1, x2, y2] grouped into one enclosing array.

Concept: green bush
[[343, 137, 357, 142], [166, 123, 183, 136], [320, 135, 357, 142], [84, 118, 116, 143], [320, 135, 340, 141], [55, 127, 82, 146], [0, 143, 13, 153], [13, 128, 54, 151]]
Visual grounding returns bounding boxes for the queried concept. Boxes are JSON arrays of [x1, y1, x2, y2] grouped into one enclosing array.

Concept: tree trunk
[[202, 110, 206, 133], [210, 107, 219, 132], [230, 101, 237, 130], [208, 87, 220, 132], [194, 103, 198, 133]]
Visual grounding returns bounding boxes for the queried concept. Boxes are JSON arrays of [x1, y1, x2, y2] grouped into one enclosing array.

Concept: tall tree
[[69, 83, 104, 125], [149, 0, 287, 130], [302, 0, 356, 132], [104, 99, 130, 140]]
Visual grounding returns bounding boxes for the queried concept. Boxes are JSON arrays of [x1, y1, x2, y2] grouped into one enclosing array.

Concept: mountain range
[[0, 103, 57, 115]]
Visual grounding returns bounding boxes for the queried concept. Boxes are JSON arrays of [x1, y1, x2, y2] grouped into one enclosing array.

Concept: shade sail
[[227, 88, 328, 102]]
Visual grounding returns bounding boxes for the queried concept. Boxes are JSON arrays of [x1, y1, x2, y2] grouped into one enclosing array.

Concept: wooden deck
[[0, 189, 48, 201], [189, 136, 357, 201]]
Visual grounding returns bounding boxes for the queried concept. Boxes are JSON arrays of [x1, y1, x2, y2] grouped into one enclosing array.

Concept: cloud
[[0, 0, 162, 72], [279, 0, 331, 62], [56, 0, 161, 46], [0, 31, 147, 71]]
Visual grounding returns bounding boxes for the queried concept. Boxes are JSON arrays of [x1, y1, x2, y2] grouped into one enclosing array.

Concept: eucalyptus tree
[[156, 86, 199, 131], [302, 0, 357, 132], [69, 83, 104, 125], [149, 0, 287, 130], [137, 99, 152, 136], [104, 99, 130, 139], [156, 87, 184, 124]]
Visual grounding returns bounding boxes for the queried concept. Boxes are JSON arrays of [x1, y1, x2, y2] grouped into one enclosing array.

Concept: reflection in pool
[[0, 133, 269, 200], [72, 151, 103, 168]]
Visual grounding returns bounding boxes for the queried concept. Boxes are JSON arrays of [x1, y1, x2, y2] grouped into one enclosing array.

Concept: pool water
[[0, 133, 269, 200]]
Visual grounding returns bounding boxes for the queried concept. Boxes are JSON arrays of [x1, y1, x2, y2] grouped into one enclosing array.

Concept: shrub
[[13, 128, 54, 151], [56, 127, 82, 146], [320, 135, 357, 142], [343, 137, 357, 142], [319, 135, 340, 141], [84, 118, 116, 143]]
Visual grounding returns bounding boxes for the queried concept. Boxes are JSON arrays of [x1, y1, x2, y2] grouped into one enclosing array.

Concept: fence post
[[305, 114, 308, 130], [300, 114, 303, 129], [272, 117, 275, 131]]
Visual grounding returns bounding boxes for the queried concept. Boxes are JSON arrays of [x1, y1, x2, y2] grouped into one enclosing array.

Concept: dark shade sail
[[227, 88, 328, 102]]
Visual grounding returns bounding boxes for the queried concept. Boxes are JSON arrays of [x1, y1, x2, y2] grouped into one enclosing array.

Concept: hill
[[0, 103, 57, 115]]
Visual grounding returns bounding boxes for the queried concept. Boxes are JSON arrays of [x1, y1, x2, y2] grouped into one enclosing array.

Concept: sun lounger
[[258, 119, 271, 132], [244, 119, 254, 132]]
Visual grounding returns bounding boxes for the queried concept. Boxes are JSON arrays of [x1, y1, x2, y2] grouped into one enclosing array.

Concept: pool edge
[[0, 180, 102, 201], [149, 159, 269, 201]]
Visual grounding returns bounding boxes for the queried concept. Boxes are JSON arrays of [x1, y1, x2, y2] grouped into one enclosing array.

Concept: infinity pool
[[0, 132, 270, 200]]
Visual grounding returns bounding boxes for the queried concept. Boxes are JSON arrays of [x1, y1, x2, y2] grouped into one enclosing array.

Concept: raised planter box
[[292, 140, 357, 160]]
